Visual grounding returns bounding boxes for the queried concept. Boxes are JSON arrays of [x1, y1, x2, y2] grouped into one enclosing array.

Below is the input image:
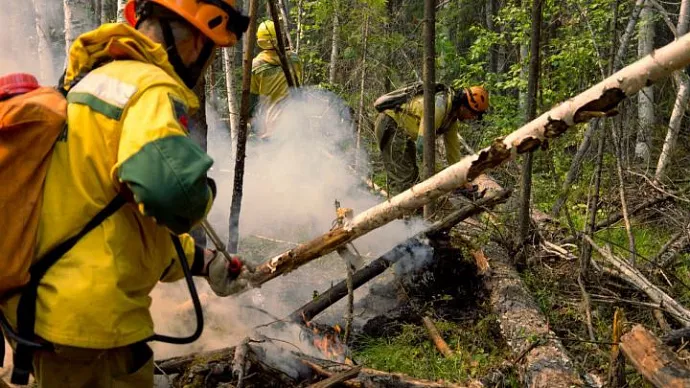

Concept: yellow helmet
[[256, 20, 277, 50]]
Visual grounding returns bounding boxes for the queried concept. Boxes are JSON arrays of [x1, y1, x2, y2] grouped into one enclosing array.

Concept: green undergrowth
[[351, 314, 519, 386]]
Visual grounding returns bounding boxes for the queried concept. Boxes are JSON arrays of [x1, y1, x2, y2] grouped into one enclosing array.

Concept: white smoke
[[149, 88, 429, 362]]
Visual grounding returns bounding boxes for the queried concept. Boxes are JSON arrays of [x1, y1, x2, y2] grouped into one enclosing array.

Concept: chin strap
[[160, 19, 215, 89]]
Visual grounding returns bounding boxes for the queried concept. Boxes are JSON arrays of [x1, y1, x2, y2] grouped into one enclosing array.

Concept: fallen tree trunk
[[226, 33, 690, 295], [583, 235, 690, 326], [620, 324, 690, 388], [289, 189, 512, 323], [484, 244, 584, 387]]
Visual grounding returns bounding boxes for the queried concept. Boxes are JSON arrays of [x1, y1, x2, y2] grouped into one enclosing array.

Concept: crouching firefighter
[[0, 0, 250, 386], [374, 86, 489, 196]]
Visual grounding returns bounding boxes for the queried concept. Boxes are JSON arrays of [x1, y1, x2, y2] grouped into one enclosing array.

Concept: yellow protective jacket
[[384, 91, 463, 165], [0, 24, 214, 349], [251, 49, 303, 104]]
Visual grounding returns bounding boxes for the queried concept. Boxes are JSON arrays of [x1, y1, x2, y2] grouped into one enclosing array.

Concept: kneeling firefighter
[[0, 0, 250, 386]]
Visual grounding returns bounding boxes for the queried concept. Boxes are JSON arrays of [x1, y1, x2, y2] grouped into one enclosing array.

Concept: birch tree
[[117, 0, 128, 23], [32, 0, 65, 82], [636, 2, 656, 163], [223, 47, 240, 141], [655, 0, 690, 181], [328, 1, 340, 85], [63, 0, 99, 56]]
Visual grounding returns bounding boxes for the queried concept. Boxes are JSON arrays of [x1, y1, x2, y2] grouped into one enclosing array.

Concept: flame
[[305, 321, 347, 361]]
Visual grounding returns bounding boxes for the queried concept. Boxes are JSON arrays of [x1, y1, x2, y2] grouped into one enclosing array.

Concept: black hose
[[149, 235, 204, 344]]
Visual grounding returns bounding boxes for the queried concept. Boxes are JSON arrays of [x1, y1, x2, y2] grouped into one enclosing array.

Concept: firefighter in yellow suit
[[0, 0, 250, 386], [250, 20, 303, 139], [375, 86, 489, 195]]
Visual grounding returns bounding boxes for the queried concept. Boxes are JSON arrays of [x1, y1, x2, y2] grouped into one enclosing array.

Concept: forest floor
[[347, 170, 690, 387]]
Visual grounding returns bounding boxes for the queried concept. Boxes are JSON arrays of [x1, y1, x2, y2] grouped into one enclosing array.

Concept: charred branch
[[289, 189, 512, 323]]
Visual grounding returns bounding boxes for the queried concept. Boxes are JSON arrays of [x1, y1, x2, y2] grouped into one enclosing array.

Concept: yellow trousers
[[32, 342, 153, 388]]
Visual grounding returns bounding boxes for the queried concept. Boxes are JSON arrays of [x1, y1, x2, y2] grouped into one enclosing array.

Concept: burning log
[[484, 244, 584, 387], [422, 316, 454, 358], [289, 189, 512, 323], [225, 34, 690, 295], [620, 324, 690, 388]]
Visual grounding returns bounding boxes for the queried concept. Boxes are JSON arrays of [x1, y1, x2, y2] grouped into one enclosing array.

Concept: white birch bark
[[328, 4, 340, 85], [117, 0, 128, 23], [63, 0, 99, 57], [655, 0, 690, 181], [636, 2, 656, 163], [223, 47, 240, 142]]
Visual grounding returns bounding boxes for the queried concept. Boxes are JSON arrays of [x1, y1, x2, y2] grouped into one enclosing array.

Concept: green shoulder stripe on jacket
[[118, 135, 213, 234], [67, 92, 124, 120], [252, 63, 281, 75]]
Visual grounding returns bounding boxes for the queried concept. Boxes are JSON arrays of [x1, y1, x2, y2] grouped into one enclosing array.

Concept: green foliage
[[353, 316, 518, 385]]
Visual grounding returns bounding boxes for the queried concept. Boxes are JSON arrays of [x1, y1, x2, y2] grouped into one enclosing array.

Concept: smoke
[[149, 88, 430, 364], [0, 1, 64, 85]]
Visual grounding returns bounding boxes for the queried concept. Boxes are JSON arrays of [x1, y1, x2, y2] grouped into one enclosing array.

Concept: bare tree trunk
[[655, 0, 690, 181], [223, 47, 240, 141], [63, 0, 98, 57], [355, 15, 369, 171], [486, 0, 498, 73], [519, 43, 529, 112], [328, 3, 339, 85], [517, 0, 542, 248], [611, 121, 637, 265], [228, 0, 258, 252], [116, 0, 127, 23], [581, 131, 606, 278], [423, 0, 437, 219], [32, 0, 65, 82], [296, 0, 303, 54], [636, 2, 656, 163], [277, 0, 293, 49], [268, 0, 297, 87]]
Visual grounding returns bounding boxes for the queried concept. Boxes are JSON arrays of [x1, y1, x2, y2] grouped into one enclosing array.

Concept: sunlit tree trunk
[[117, 0, 128, 23], [655, 0, 690, 181], [636, 2, 656, 163], [295, 0, 303, 53], [328, 2, 340, 85], [223, 47, 240, 141]]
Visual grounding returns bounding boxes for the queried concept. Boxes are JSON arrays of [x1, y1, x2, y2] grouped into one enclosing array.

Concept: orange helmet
[[464, 86, 489, 113], [124, 0, 248, 47]]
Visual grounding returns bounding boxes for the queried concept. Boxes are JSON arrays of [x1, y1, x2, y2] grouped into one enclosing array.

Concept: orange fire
[[306, 321, 348, 361]]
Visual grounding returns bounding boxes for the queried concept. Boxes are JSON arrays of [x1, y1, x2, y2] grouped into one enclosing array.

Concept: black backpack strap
[[10, 194, 126, 385]]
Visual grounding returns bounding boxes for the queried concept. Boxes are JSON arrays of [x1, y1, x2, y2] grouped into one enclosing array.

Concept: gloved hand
[[205, 249, 252, 297], [415, 136, 424, 159]]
